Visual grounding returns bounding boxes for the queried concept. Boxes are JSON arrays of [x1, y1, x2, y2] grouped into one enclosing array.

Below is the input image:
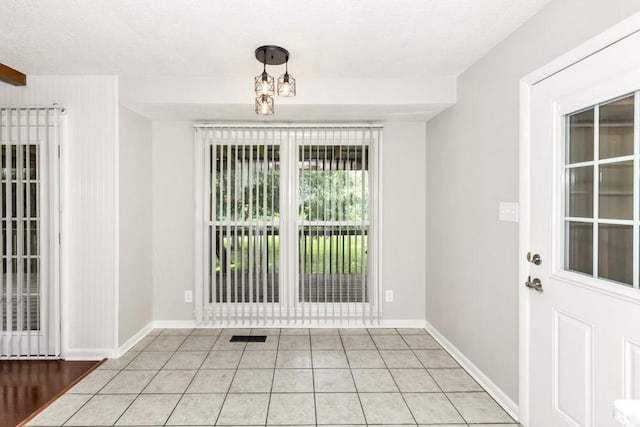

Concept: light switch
[[499, 202, 519, 222]]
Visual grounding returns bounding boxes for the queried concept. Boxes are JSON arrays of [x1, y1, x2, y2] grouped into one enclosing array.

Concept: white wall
[[152, 121, 195, 321], [118, 106, 153, 346], [425, 0, 640, 405], [0, 76, 119, 357], [152, 120, 426, 323]]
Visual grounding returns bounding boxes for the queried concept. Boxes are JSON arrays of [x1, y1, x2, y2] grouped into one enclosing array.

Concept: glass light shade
[[255, 94, 274, 115], [255, 71, 274, 96], [277, 72, 296, 97]]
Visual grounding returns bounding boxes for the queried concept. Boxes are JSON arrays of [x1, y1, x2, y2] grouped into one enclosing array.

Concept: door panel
[[528, 29, 640, 426]]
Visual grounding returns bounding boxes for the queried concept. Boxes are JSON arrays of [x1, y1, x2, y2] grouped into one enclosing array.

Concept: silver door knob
[[526, 252, 542, 265], [525, 276, 543, 292]]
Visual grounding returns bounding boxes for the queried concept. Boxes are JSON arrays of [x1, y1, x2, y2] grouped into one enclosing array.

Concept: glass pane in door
[[599, 95, 634, 159], [565, 221, 593, 275], [598, 224, 632, 285]]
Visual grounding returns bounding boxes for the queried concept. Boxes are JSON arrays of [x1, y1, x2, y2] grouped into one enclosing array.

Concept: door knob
[[525, 275, 543, 292], [526, 252, 542, 265]]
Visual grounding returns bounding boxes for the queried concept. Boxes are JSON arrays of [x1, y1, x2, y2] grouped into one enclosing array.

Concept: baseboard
[[424, 319, 520, 421], [153, 319, 427, 329], [62, 348, 114, 361], [116, 321, 154, 357]]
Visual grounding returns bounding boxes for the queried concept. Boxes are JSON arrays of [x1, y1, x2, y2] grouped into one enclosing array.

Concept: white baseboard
[[424, 319, 520, 421], [153, 319, 427, 329], [116, 321, 155, 357], [63, 348, 114, 361]]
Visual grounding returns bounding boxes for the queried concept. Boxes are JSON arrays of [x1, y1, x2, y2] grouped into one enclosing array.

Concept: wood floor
[[0, 359, 100, 427]]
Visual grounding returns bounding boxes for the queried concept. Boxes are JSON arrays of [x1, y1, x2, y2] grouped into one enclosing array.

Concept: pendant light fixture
[[254, 45, 296, 115]]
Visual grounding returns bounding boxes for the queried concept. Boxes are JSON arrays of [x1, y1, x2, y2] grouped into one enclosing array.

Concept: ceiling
[[2, 0, 550, 79], [1, 0, 551, 121]]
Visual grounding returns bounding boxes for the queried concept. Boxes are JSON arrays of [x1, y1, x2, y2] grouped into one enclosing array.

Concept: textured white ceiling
[[1, 0, 550, 79]]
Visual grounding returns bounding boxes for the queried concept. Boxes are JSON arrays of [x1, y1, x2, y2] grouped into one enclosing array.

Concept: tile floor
[[27, 328, 518, 426]]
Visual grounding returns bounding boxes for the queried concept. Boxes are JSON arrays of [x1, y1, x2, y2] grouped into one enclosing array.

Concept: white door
[[527, 29, 640, 426]]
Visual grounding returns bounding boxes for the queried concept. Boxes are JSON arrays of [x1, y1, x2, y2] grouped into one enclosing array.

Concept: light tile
[[276, 350, 312, 368], [312, 350, 349, 368], [311, 335, 343, 350], [166, 393, 225, 426], [351, 369, 398, 392], [115, 394, 180, 426], [216, 393, 270, 425], [446, 392, 513, 424], [368, 328, 398, 335], [250, 327, 280, 335], [68, 369, 118, 394], [414, 349, 459, 368], [164, 351, 207, 370], [238, 350, 277, 368], [403, 393, 463, 424], [379, 350, 423, 368], [229, 369, 274, 393], [279, 335, 311, 350], [161, 328, 193, 336], [65, 394, 136, 426], [186, 369, 235, 393], [429, 368, 482, 392], [359, 393, 415, 424], [310, 328, 340, 335], [267, 393, 316, 425], [246, 335, 279, 350], [27, 394, 92, 426], [143, 370, 196, 394], [390, 369, 440, 392], [314, 369, 356, 392], [345, 350, 386, 368], [201, 350, 243, 369], [315, 393, 366, 425], [272, 369, 313, 392], [219, 328, 252, 335], [147, 328, 163, 336], [98, 352, 139, 370], [339, 328, 370, 335], [126, 351, 173, 370], [341, 335, 376, 349], [397, 328, 429, 335], [211, 337, 247, 350], [372, 335, 409, 350], [100, 370, 157, 394], [146, 335, 186, 352], [280, 328, 309, 335], [129, 336, 155, 352], [178, 336, 216, 351], [403, 334, 442, 350], [190, 328, 222, 336]]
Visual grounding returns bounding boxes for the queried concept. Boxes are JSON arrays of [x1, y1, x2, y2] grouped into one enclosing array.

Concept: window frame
[[194, 124, 383, 325], [554, 83, 640, 297]]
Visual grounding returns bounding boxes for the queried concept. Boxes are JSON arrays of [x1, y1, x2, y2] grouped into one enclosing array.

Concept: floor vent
[[229, 335, 267, 343]]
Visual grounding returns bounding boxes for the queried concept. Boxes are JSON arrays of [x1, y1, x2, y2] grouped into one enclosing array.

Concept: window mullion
[[634, 91, 640, 289], [593, 105, 600, 280]]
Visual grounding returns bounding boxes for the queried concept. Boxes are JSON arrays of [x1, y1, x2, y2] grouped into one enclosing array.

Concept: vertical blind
[[195, 125, 381, 325], [0, 107, 60, 358]]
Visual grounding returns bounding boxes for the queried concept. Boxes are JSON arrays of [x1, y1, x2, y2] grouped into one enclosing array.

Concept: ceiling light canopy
[[254, 45, 296, 115]]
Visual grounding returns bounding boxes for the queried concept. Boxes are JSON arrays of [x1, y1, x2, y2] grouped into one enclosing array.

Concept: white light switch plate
[[184, 290, 193, 303], [499, 202, 519, 222], [385, 290, 393, 302]]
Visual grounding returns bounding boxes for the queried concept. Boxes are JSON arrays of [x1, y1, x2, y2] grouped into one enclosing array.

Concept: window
[[195, 126, 381, 324], [564, 93, 636, 287], [1, 107, 60, 357]]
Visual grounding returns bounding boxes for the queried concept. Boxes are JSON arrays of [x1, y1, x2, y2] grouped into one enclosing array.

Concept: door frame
[[518, 12, 640, 426]]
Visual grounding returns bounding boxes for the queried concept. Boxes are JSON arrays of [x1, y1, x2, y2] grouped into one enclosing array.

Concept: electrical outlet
[[184, 290, 193, 303], [385, 290, 393, 302]]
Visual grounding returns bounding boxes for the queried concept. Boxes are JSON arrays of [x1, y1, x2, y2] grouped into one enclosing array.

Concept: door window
[[564, 93, 636, 287]]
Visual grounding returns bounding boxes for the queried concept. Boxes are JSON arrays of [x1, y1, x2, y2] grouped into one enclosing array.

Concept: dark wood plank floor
[[0, 359, 100, 427]]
